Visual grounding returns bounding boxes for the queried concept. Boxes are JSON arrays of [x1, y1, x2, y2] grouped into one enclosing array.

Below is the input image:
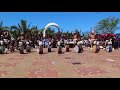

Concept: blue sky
[[0, 12, 120, 33]]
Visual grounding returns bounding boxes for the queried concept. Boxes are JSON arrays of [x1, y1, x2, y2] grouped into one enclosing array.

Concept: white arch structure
[[43, 22, 60, 37]]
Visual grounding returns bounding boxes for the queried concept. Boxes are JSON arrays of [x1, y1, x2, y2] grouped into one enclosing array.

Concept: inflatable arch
[[43, 22, 60, 37]]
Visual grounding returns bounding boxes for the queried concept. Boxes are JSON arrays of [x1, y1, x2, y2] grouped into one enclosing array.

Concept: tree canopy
[[95, 17, 120, 34]]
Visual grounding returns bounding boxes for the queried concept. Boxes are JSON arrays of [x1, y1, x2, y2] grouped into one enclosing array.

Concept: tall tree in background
[[96, 17, 120, 34], [12, 20, 32, 38], [30, 26, 39, 37], [39, 28, 56, 38], [45, 28, 55, 37], [0, 21, 11, 35], [0, 21, 10, 31], [82, 31, 89, 39], [9, 26, 22, 40]]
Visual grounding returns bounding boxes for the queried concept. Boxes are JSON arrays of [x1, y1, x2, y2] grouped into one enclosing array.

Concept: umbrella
[[110, 34, 116, 37], [101, 34, 116, 37], [101, 34, 108, 36]]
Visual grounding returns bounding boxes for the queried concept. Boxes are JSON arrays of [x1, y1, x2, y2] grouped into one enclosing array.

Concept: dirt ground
[[0, 47, 120, 78]]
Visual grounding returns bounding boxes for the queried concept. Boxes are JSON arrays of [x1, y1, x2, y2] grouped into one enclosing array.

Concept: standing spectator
[[45, 38, 49, 48], [114, 38, 119, 49], [111, 37, 115, 49], [42, 38, 45, 48]]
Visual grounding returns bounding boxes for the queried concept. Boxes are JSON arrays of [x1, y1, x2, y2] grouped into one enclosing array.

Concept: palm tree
[[31, 26, 38, 35], [11, 20, 32, 38], [0, 21, 10, 31], [45, 28, 55, 38], [8, 26, 20, 40], [0, 21, 4, 31], [30, 26, 39, 39], [0, 21, 11, 35]]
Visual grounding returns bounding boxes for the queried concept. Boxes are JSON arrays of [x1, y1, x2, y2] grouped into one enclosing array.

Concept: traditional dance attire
[[57, 41, 62, 54], [38, 40, 43, 54], [26, 41, 31, 52], [65, 41, 70, 52]]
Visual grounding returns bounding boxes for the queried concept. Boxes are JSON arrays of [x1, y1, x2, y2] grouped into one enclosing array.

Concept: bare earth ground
[[0, 47, 120, 78]]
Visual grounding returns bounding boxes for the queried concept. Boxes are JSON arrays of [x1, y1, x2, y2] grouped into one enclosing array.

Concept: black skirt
[[114, 42, 119, 49]]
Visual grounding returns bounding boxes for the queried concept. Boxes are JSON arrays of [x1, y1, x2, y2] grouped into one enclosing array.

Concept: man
[[0, 37, 5, 54], [65, 39, 70, 52], [45, 38, 49, 48], [57, 39, 62, 54], [38, 39, 43, 54], [89, 31, 96, 49], [42, 38, 46, 48], [114, 38, 119, 50], [111, 37, 115, 49], [9, 37, 15, 52], [19, 32, 25, 54]]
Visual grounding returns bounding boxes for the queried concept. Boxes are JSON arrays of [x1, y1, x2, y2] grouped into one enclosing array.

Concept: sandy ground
[[0, 47, 120, 78]]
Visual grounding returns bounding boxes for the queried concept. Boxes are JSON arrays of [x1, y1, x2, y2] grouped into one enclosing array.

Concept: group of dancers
[[0, 29, 117, 54]]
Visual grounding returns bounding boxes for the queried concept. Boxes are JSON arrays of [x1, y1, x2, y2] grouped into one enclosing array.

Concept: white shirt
[[39, 41, 43, 46]]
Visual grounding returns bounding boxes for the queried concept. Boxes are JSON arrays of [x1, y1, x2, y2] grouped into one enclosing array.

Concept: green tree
[[82, 31, 89, 39], [46, 28, 55, 37], [0, 21, 10, 31], [4, 26, 20, 40], [30, 26, 39, 38], [96, 17, 120, 34], [11, 20, 32, 38]]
